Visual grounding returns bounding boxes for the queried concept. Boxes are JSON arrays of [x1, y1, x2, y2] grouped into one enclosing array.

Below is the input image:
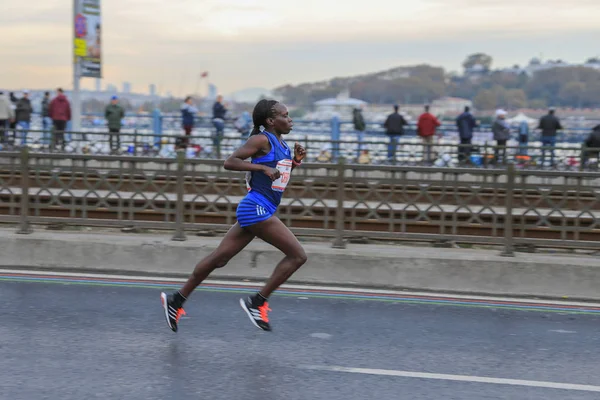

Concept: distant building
[[430, 97, 473, 115], [95, 78, 101, 92], [464, 64, 487, 82], [149, 84, 156, 97], [106, 84, 117, 93], [208, 83, 217, 100], [314, 90, 368, 118], [123, 82, 131, 94]]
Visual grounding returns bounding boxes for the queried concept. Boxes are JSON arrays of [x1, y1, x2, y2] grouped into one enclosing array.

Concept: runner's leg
[[179, 222, 255, 298], [161, 222, 255, 332], [246, 216, 307, 298]]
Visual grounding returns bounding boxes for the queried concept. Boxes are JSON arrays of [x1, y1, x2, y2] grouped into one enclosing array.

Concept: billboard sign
[[73, 0, 101, 78]]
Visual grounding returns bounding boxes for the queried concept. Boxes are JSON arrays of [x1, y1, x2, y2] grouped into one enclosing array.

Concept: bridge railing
[[1, 149, 599, 255], [2, 128, 600, 171]]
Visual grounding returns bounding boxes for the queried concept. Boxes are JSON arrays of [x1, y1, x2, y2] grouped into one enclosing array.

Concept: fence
[[2, 128, 600, 171], [1, 149, 599, 255], [29, 111, 598, 144]]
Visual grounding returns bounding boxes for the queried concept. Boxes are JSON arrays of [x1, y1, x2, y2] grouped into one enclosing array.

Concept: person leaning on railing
[[417, 105, 441, 164], [491, 109, 510, 164], [383, 105, 407, 163], [48, 88, 71, 151], [105, 96, 125, 154], [583, 125, 600, 166], [0, 91, 15, 144]]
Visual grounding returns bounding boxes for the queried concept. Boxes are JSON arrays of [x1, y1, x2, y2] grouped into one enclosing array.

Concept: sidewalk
[[1, 228, 599, 301]]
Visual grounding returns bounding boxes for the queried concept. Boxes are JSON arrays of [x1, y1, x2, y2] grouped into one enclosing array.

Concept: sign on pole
[[73, 0, 102, 78]]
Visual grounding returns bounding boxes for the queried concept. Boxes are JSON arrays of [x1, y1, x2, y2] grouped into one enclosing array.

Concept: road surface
[[1, 270, 600, 400]]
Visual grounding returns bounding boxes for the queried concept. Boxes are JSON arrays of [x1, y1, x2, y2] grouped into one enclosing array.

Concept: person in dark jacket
[[178, 96, 198, 149], [583, 125, 600, 165], [41, 92, 51, 145], [48, 88, 72, 150], [15, 90, 33, 145], [383, 105, 407, 162], [352, 106, 367, 159], [538, 108, 562, 166], [456, 106, 478, 163], [105, 95, 125, 153], [9, 92, 18, 141]]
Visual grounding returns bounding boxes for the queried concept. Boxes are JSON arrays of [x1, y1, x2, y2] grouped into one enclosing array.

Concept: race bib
[[271, 159, 292, 192], [245, 171, 252, 192]]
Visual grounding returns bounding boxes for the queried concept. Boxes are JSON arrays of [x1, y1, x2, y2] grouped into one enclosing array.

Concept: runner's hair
[[251, 99, 279, 136]]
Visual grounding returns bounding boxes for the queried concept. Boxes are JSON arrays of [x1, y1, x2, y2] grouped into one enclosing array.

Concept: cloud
[[1, 0, 600, 94]]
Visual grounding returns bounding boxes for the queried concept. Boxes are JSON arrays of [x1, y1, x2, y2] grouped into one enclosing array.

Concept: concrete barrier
[[1, 229, 599, 301]]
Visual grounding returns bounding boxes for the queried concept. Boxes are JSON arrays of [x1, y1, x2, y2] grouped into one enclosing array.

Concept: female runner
[[161, 99, 307, 332]]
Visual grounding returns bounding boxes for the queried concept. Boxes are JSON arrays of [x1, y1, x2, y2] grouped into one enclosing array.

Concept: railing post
[[332, 157, 346, 249], [17, 147, 33, 234], [501, 163, 515, 257], [171, 150, 187, 241], [331, 116, 341, 162], [152, 108, 163, 148]]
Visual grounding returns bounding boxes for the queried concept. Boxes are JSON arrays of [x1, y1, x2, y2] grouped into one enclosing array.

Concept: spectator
[[105, 95, 125, 153], [41, 92, 51, 145], [383, 105, 407, 163], [178, 96, 198, 150], [15, 90, 33, 145], [517, 120, 530, 156], [456, 106, 477, 163], [212, 95, 227, 156], [352, 106, 367, 159], [234, 110, 252, 146], [538, 108, 563, 166], [48, 88, 71, 150], [492, 109, 510, 164], [417, 105, 441, 164], [8, 92, 18, 141], [316, 144, 332, 163], [583, 125, 600, 165], [0, 91, 14, 144]]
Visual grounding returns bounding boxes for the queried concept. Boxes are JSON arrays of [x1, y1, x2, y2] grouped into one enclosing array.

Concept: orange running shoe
[[240, 295, 272, 331], [161, 292, 186, 333]]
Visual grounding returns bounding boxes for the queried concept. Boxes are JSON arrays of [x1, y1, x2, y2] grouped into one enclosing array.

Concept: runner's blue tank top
[[244, 131, 293, 208]]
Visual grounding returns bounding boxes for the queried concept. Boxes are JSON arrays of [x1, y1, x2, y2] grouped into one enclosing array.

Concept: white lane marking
[[549, 330, 577, 334], [299, 365, 600, 393], [2, 268, 600, 309], [310, 333, 332, 339]]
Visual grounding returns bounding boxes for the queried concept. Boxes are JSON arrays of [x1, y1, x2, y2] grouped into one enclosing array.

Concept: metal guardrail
[[2, 129, 600, 171], [0, 148, 599, 254]]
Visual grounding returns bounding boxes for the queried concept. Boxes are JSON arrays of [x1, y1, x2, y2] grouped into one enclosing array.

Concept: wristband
[[292, 158, 302, 167]]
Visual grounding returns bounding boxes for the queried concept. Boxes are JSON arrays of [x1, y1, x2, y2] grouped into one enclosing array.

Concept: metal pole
[[17, 147, 32, 234], [72, 62, 82, 132], [332, 157, 346, 249], [172, 150, 187, 241], [71, 0, 82, 132], [501, 163, 515, 257]]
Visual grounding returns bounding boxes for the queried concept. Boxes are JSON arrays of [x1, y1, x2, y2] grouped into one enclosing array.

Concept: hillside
[[273, 54, 600, 111]]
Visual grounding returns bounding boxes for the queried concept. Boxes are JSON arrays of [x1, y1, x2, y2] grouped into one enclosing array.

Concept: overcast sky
[[1, 0, 599, 96]]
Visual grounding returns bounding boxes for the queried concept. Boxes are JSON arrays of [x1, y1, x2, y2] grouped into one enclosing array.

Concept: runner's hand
[[262, 166, 281, 181], [294, 142, 306, 162]]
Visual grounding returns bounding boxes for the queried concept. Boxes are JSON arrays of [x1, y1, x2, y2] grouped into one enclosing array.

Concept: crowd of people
[[1, 89, 599, 167], [340, 104, 600, 167], [0, 89, 72, 149]]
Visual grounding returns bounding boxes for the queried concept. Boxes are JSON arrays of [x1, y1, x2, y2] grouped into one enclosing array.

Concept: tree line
[[274, 54, 600, 111]]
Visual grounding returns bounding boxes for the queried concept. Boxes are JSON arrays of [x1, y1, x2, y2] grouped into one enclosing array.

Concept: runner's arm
[[224, 134, 270, 173]]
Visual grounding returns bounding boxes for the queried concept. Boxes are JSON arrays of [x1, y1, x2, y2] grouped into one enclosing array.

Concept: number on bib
[[271, 159, 293, 192]]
